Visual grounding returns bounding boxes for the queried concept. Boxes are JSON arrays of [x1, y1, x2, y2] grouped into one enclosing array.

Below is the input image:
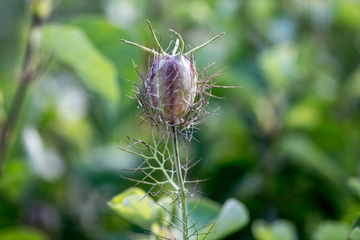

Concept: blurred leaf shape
[[347, 177, 360, 199], [107, 187, 156, 229], [312, 221, 349, 240], [280, 133, 346, 187], [259, 42, 298, 88], [285, 101, 321, 130], [212, 198, 250, 239], [109, 188, 249, 239], [348, 227, 360, 240], [40, 24, 119, 104], [335, 0, 360, 30], [186, 198, 249, 239], [156, 197, 175, 227], [251, 219, 298, 240], [0, 159, 29, 200], [0, 227, 49, 240], [69, 17, 141, 95], [348, 213, 360, 240]]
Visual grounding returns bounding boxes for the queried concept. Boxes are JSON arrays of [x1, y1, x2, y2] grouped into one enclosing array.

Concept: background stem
[[172, 126, 188, 240], [0, 16, 42, 177]]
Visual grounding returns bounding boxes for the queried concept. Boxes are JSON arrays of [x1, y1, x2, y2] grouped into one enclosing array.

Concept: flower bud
[[119, 20, 224, 127], [148, 54, 197, 122]]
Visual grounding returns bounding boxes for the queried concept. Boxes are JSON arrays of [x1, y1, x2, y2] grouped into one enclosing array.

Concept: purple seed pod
[[148, 54, 197, 121], [120, 20, 224, 129]]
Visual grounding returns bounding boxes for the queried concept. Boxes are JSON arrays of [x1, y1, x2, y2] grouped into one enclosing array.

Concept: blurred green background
[[1, 0, 360, 239]]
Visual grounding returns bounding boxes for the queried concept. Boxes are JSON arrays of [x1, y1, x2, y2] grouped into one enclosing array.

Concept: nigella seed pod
[[120, 20, 224, 127], [148, 54, 197, 121]]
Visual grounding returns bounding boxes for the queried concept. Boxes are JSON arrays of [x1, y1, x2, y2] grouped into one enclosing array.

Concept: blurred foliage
[[1, 0, 360, 239]]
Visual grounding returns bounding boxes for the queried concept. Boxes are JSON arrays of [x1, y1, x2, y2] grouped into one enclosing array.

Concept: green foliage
[[0, 227, 49, 240], [1, 0, 360, 239], [40, 24, 119, 104], [107, 187, 156, 229], [252, 219, 297, 240], [211, 198, 249, 239], [108, 188, 249, 239], [312, 221, 349, 240]]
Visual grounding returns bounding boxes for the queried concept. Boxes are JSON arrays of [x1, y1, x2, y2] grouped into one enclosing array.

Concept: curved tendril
[[146, 20, 165, 56], [169, 29, 184, 58], [172, 38, 180, 56], [185, 32, 225, 57], [119, 39, 160, 56]]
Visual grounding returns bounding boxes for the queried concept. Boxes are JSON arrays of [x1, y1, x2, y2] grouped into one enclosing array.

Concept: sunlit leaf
[[335, 0, 360, 30], [0, 227, 49, 240], [108, 187, 156, 228], [348, 227, 360, 240], [186, 197, 221, 232], [259, 42, 298, 88], [41, 24, 119, 104], [212, 198, 250, 239], [156, 197, 175, 227], [252, 219, 298, 240], [312, 221, 349, 240]]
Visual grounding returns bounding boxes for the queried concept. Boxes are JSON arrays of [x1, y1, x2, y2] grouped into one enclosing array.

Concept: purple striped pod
[[148, 54, 197, 122]]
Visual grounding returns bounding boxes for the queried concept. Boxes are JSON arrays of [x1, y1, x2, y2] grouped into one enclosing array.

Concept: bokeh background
[[1, 0, 360, 239]]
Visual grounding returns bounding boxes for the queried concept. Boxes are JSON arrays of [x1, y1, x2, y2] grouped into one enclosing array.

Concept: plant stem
[[172, 126, 188, 240], [0, 16, 43, 177]]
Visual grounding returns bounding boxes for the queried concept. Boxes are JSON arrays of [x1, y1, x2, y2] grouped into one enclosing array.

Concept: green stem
[[172, 126, 188, 240]]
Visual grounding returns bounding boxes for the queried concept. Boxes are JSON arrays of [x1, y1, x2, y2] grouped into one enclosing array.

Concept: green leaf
[[252, 219, 298, 240], [41, 24, 119, 104], [0, 227, 49, 240], [185, 198, 249, 239], [212, 198, 250, 239], [107, 187, 156, 228], [347, 177, 360, 199], [69, 17, 141, 97], [312, 221, 349, 240], [259, 42, 298, 88], [335, 0, 360, 30], [280, 133, 346, 187], [349, 227, 360, 240], [348, 214, 360, 240], [156, 197, 175, 227], [0, 159, 29, 200], [186, 197, 221, 232]]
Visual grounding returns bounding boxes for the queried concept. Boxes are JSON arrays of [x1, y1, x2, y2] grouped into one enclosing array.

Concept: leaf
[[0, 227, 49, 240], [0, 159, 29, 200], [184, 198, 249, 239], [348, 214, 360, 240], [156, 197, 175, 227], [186, 197, 221, 233], [347, 177, 360, 199], [335, 0, 360, 30], [252, 219, 298, 240], [212, 198, 250, 239], [280, 133, 346, 187], [69, 17, 141, 95], [312, 221, 349, 240], [259, 42, 298, 88], [40, 24, 119, 104], [349, 227, 360, 240], [107, 187, 157, 228]]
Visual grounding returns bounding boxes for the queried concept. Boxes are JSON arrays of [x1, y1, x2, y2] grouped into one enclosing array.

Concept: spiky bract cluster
[[121, 21, 225, 140]]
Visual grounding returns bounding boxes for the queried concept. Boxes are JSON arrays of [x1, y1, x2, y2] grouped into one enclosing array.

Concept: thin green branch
[[119, 39, 160, 56], [146, 20, 165, 55], [169, 29, 184, 57], [185, 32, 225, 57], [172, 126, 188, 240]]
